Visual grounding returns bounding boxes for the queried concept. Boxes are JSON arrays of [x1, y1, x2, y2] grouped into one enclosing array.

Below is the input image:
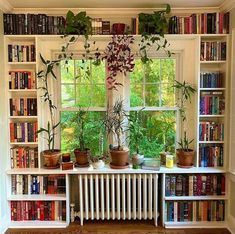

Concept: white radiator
[[76, 173, 158, 226]]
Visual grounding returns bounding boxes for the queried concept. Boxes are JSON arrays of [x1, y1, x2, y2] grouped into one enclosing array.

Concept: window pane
[[61, 59, 105, 108], [145, 60, 161, 83], [130, 59, 144, 83], [91, 85, 106, 107], [145, 84, 160, 106], [61, 111, 106, 159], [75, 60, 91, 84], [61, 60, 74, 83], [161, 83, 175, 106], [129, 111, 176, 157], [161, 58, 176, 83], [130, 84, 143, 107], [61, 84, 75, 107], [91, 61, 105, 83]]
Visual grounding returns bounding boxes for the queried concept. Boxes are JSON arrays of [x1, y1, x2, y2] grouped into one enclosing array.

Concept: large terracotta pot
[[176, 149, 195, 167], [74, 148, 90, 165], [43, 149, 61, 168], [110, 149, 129, 167]]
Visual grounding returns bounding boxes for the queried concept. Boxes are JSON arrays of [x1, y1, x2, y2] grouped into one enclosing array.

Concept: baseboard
[[228, 215, 235, 234], [0, 215, 9, 234]]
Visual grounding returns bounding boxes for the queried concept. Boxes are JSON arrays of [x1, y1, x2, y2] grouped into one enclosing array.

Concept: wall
[[0, 9, 8, 234], [230, 8, 235, 29]]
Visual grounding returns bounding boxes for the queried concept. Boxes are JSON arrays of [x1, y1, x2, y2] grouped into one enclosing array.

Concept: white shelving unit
[[161, 34, 229, 228], [4, 35, 70, 228], [3, 32, 230, 230]]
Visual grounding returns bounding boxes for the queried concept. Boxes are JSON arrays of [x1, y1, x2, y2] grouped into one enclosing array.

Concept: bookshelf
[[4, 35, 70, 228], [161, 34, 229, 228], [2, 11, 231, 230]]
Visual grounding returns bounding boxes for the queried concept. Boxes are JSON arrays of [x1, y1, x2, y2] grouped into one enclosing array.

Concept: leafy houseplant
[[104, 99, 129, 168], [73, 108, 90, 167], [128, 110, 145, 167], [138, 4, 172, 64], [174, 80, 196, 167], [37, 55, 61, 168]]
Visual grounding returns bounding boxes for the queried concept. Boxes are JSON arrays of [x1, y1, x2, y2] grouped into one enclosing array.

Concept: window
[[129, 58, 177, 156], [60, 57, 177, 158]]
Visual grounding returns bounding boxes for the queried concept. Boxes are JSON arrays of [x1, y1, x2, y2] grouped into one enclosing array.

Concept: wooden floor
[[5, 220, 231, 234]]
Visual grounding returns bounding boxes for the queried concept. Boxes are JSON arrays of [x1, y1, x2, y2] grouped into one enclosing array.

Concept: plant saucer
[[177, 163, 193, 168]]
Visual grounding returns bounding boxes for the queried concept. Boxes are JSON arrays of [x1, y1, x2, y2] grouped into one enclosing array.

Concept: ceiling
[[4, 0, 227, 9]]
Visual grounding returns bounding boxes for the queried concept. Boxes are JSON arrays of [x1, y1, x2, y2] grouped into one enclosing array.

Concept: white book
[[174, 202, 178, 222]]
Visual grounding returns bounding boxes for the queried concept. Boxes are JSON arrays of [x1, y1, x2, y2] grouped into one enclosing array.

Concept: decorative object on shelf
[[104, 99, 129, 169], [165, 154, 174, 168], [174, 80, 196, 167], [141, 158, 160, 171], [112, 23, 126, 34], [37, 54, 61, 169], [62, 153, 71, 162], [138, 4, 172, 63], [61, 161, 74, 170], [103, 34, 135, 90], [91, 158, 105, 169]]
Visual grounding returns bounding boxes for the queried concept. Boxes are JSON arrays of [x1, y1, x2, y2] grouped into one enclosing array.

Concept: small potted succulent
[[104, 99, 129, 169]]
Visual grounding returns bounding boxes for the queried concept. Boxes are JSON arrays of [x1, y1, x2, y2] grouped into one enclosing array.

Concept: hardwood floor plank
[[5, 220, 231, 234]]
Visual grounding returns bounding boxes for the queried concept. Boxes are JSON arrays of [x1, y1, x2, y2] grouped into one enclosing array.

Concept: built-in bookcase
[[4, 35, 70, 228]]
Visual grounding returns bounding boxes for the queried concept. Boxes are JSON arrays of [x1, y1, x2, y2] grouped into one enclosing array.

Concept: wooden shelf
[[200, 61, 226, 64], [198, 141, 224, 144], [9, 142, 38, 145], [199, 115, 224, 117], [9, 116, 38, 119], [164, 221, 227, 228], [164, 196, 227, 201], [8, 221, 68, 229], [9, 89, 37, 92], [8, 62, 37, 65], [8, 194, 66, 201], [199, 88, 225, 91]]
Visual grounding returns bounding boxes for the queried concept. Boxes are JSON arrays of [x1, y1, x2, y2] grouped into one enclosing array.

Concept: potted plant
[[37, 55, 61, 168], [138, 4, 172, 63], [104, 99, 129, 169], [128, 110, 145, 168], [174, 80, 196, 167], [73, 108, 90, 167]]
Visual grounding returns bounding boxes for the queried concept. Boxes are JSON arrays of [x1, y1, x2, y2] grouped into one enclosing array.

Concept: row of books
[[10, 122, 38, 143], [8, 44, 36, 62], [165, 174, 225, 197], [199, 145, 224, 167], [200, 72, 223, 88], [4, 14, 65, 35], [9, 98, 37, 116], [168, 12, 229, 34], [200, 92, 225, 115], [11, 175, 66, 195], [166, 200, 225, 222], [9, 71, 36, 90], [200, 41, 226, 61], [199, 122, 224, 141], [91, 18, 111, 35], [10, 147, 38, 169], [11, 201, 66, 221]]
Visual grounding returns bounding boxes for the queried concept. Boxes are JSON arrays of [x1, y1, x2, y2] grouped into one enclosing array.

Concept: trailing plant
[[37, 54, 61, 151], [138, 4, 172, 64], [104, 99, 127, 150], [103, 34, 135, 90]]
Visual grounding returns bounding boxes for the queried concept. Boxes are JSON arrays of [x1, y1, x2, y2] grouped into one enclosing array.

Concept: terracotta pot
[[74, 148, 90, 165], [112, 23, 125, 34], [43, 149, 61, 168], [176, 149, 195, 166], [110, 149, 129, 166]]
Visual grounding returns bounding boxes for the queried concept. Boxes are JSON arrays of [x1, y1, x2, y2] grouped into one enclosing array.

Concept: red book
[[40, 201, 45, 221], [10, 122, 15, 142]]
